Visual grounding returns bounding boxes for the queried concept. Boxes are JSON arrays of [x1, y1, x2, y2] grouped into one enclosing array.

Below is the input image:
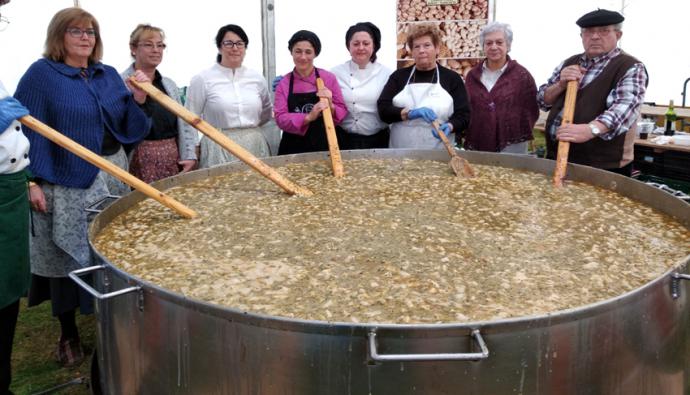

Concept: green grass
[[10, 299, 95, 395], [532, 128, 546, 152]]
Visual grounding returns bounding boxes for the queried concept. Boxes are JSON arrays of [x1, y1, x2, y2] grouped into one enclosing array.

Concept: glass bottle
[[665, 100, 677, 136]]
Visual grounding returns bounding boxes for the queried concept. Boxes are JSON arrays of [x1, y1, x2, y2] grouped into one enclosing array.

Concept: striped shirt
[[537, 48, 648, 140]]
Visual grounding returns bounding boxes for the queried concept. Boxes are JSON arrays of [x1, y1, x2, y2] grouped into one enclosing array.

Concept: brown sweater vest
[[545, 52, 641, 169]]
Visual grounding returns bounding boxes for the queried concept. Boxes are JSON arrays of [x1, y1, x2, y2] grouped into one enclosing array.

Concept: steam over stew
[[94, 159, 690, 324]]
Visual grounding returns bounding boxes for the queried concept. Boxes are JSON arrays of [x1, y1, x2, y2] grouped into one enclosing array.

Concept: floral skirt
[[129, 138, 180, 183]]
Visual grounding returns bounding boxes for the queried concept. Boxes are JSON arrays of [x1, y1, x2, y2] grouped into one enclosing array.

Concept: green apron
[[0, 170, 30, 309]]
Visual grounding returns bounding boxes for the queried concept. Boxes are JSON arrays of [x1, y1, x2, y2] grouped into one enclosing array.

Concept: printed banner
[[396, 0, 490, 76]]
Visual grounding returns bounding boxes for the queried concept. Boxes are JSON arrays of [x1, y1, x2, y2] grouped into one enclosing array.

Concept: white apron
[[390, 66, 454, 149]]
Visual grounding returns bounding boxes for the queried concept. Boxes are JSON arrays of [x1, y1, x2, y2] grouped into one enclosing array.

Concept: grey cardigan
[[120, 64, 197, 161]]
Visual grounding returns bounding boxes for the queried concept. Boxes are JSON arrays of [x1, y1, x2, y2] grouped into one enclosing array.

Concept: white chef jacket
[[186, 63, 272, 132], [0, 81, 30, 174], [331, 60, 391, 136]]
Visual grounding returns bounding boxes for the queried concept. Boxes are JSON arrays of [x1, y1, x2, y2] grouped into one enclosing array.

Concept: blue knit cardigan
[[14, 58, 150, 188]]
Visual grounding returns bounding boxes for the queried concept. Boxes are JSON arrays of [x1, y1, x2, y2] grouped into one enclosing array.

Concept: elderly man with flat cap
[[537, 9, 648, 176]]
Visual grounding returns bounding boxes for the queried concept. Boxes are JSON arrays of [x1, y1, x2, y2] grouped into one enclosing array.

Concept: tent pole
[[261, 0, 276, 89]]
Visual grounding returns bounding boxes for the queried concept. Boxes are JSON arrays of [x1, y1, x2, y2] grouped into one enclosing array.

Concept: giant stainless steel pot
[[76, 150, 690, 395]]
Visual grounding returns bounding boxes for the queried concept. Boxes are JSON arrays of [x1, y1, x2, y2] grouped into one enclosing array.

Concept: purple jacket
[[463, 58, 538, 152]]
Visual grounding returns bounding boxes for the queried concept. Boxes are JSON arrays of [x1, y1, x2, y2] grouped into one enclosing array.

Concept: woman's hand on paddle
[[304, 101, 329, 124], [127, 70, 151, 104], [432, 122, 452, 140]]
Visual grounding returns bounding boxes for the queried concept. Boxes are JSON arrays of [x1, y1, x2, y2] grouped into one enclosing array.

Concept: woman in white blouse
[[331, 22, 392, 149], [186, 24, 272, 168]]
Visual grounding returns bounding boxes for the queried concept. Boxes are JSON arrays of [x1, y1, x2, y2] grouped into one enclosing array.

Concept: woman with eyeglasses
[[14, 7, 150, 368], [121, 24, 198, 182], [186, 24, 272, 168], [377, 23, 470, 148], [274, 30, 347, 154]]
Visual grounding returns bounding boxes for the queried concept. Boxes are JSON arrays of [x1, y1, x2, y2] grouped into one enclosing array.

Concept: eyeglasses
[[66, 28, 97, 38], [581, 27, 616, 37], [412, 42, 434, 51], [222, 40, 245, 49], [0, 14, 9, 32], [138, 42, 167, 50]]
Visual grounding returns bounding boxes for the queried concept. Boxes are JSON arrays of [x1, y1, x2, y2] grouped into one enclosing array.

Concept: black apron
[[278, 69, 330, 155]]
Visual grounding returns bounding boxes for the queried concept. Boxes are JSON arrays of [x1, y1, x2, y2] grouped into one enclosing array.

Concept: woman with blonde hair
[[14, 7, 150, 367], [121, 23, 198, 182]]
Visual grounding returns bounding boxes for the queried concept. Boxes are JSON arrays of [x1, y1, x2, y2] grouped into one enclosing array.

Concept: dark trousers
[[604, 162, 633, 177], [0, 300, 20, 395], [339, 128, 390, 150]]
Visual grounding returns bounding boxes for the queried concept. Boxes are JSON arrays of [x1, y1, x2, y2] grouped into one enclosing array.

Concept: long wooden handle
[[19, 115, 197, 219], [432, 120, 457, 158], [315, 78, 344, 178], [129, 78, 312, 196], [553, 80, 579, 187]]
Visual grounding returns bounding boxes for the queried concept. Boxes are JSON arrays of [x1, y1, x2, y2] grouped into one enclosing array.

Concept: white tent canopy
[[0, 0, 686, 105]]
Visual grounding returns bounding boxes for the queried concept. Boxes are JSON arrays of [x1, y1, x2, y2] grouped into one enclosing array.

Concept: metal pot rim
[[88, 149, 690, 334]]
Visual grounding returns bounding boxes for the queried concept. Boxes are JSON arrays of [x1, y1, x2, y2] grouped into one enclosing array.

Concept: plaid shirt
[[537, 48, 648, 140]]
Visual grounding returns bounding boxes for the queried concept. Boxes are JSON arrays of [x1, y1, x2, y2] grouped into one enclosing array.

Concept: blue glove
[[271, 75, 284, 92], [0, 96, 29, 132], [408, 107, 437, 123], [432, 122, 452, 140]]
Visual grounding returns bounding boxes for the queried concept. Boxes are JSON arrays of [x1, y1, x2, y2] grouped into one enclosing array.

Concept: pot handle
[[69, 265, 141, 300], [367, 329, 489, 362], [85, 195, 120, 214], [671, 272, 690, 299]]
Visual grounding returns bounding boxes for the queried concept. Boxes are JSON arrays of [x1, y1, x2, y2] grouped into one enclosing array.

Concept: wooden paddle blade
[[449, 156, 475, 178], [553, 141, 570, 188], [432, 121, 474, 177]]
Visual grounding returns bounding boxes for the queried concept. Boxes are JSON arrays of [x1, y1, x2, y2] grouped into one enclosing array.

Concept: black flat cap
[[288, 30, 321, 56], [576, 9, 624, 28]]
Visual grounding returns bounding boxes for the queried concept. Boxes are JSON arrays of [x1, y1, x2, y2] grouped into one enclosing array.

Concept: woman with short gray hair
[[463, 21, 538, 153]]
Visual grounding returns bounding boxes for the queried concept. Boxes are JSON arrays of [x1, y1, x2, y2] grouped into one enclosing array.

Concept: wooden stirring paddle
[[20, 115, 198, 219], [129, 78, 312, 196], [552, 80, 579, 187], [315, 78, 344, 178], [432, 121, 475, 178]]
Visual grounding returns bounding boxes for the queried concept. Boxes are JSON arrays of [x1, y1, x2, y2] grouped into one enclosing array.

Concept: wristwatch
[[588, 123, 602, 137]]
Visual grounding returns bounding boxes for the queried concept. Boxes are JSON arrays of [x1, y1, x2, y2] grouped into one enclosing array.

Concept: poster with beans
[[396, 0, 491, 76]]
